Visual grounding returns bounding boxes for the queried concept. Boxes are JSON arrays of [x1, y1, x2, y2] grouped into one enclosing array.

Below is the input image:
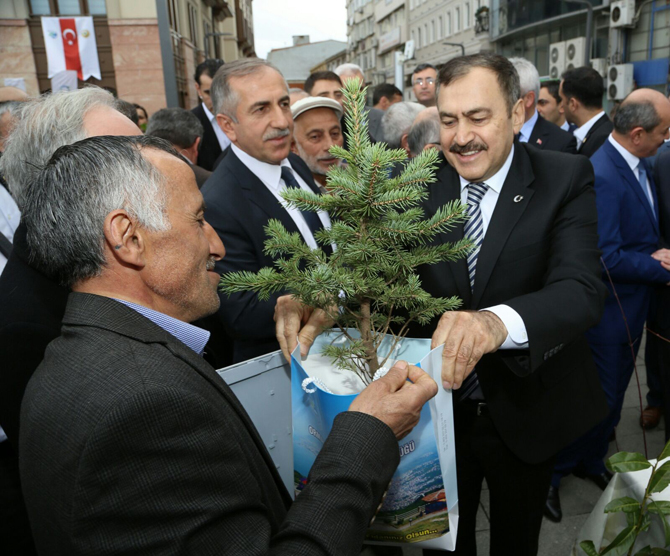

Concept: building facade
[[489, 0, 670, 102], [344, 0, 492, 100], [0, 0, 255, 114], [268, 36, 347, 88]]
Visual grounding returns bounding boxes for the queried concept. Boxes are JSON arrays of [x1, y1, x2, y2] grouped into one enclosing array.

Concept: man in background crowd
[[412, 63, 438, 108], [381, 101, 425, 153], [407, 107, 441, 157], [191, 59, 228, 171], [509, 57, 576, 153], [134, 103, 148, 131], [548, 89, 670, 522], [304, 71, 344, 109], [372, 83, 403, 111], [538, 79, 575, 133], [560, 66, 613, 158], [290, 96, 343, 192], [114, 98, 140, 127], [334, 62, 366, 88], [289, 87, 308, 105], [145, 107, 211, 188]]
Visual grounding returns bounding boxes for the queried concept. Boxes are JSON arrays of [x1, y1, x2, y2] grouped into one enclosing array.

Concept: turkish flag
[[41, 17, 101, 81], [59, 18, 81, 78]]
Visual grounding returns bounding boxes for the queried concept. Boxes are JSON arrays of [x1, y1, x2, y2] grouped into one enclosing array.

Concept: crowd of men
[[0, 51, 669, 556]]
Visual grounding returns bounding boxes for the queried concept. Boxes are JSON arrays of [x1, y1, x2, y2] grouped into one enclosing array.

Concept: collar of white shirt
[[607, 133, 641, 178], [519, 110, 539, 143], [231, 143, 295, 191], [561, 120, 570, 132], [574, 111, 605, 146], [201, 102, 216, 123], [459, 144, 515, 196]]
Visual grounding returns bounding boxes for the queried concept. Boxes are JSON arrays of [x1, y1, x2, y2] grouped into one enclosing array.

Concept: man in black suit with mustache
[[201, 58, 332, 364]]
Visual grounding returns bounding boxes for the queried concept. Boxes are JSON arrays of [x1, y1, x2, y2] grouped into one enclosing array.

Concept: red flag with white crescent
[[59, 18, 82, 79], [41, 17, 101, 81]]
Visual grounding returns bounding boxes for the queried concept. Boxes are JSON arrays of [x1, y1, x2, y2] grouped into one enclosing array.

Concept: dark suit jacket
[[202, 149, 323, 363], [528, 114, 577, 154], [20, 293, 398, 556], [411, 145, 608, 464], [587, 140, 670, 345], [188, 160, 212, 189], [192, 104, 223, 172], [578, 113, 613, 159]]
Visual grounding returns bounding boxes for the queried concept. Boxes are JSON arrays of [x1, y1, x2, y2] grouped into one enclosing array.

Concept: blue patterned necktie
[[280, 166, 332, 256], [459, 182, 489, 400], [638, 166, 655, 215]]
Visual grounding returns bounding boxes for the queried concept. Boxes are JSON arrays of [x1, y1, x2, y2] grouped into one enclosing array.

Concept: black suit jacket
[[651, 143, 670, 331], [202, 149, 323, 363], [411, 145, 608, 464], [578, 113, 613, 158], [20, 293, 398, 555], [528, 114, 577, 154], [192, 104, 223, 172]]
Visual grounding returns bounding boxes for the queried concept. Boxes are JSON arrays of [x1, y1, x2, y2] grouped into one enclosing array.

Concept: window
[[438, 16, 443, 39], [424, 24, 428, 44], [417, 27, 422, 48], [447, 12, 452, 35], [204, 20, 211, 57], [431, 20, 436, 43], [57, 0, 81, 14], [466, 3, 471, 28], [188, 3, 198, 46], [88, 0, 106, 14], [456, 7, 461, 32], [29, 0, 107, 15], [29, 0, 51, 14]]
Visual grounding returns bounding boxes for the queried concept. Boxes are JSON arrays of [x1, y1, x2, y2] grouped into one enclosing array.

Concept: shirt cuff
[[480, 305, 529, 349]]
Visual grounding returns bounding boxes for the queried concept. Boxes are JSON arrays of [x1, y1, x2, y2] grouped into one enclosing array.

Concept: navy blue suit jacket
[[201, 149, 322, 363], [587, 139, 670, 345]]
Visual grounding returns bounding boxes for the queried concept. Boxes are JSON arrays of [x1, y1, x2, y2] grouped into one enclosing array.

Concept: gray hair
[[0, 86, 116, 209], [211, 57, 286, 122], [509, 57, 540, 103], [613, 100, 662, 134], [334, 63, 364, 77], [146, 107, 204, 149], [23, 135, 179, 288], [408, 118, 441, 157], [0, 100, 23, 118], [381, 101, 425, 149]]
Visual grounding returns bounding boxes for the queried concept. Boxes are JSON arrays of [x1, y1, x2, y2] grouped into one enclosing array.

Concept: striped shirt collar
[[114, 299, 210, 356]]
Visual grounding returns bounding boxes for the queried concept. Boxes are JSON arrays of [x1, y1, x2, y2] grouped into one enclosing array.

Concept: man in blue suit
[[547, 88, 670, 521]]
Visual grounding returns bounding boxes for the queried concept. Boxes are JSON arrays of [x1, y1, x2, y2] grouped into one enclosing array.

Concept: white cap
[[291, 96, 343, 120]]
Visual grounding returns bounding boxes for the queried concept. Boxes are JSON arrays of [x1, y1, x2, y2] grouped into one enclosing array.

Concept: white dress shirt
[[0, 185, 20, 274], [202, 103, 231, 152], [574, 111, 605, 151], [607, 134, 654, 210], [231, 144, 331, 250], [561, 121, 570, 132], [458, 145, 529, 349], [518, 110, 539, 144]]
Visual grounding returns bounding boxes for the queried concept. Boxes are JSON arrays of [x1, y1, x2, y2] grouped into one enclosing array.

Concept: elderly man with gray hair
[[509, 57, 576, 153], [17, 133, 436, 555], [407, 107, 441, 158], [0, 86, 140, 556], [381, 101, 425, 154], [146, 107, 212, 188]]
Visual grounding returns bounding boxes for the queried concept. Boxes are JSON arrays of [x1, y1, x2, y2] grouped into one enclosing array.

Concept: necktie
[[638, 166, 655, 214], [459, 182, 489, 400], [0, 232, 11, 259], [280, 166, 332, 256]]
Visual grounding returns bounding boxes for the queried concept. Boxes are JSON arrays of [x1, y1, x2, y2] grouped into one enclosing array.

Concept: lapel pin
[[514, 195, 524, 203], [536, 138, 543, 145]]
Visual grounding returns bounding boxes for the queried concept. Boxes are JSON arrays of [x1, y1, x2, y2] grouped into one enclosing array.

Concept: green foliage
[[581, 438, 670, 556], [219, 78, 469, 381]]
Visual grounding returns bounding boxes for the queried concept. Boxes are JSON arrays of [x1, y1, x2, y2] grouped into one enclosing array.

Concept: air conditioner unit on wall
[[590, 58, 608, 79], [565, 37, 586, 70], [549, 41, 566, 79], [610, 0, 636, 28], [608, 64, 634, 100]]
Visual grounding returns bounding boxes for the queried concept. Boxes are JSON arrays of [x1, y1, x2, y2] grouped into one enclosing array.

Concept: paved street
[[395, 336, 668, 555]]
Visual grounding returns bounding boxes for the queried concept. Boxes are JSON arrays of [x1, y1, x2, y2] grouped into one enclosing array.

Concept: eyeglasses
[[414, 78, 435, 86]]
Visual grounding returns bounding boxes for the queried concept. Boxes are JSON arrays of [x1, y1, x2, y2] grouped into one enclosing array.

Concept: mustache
[[206, 257, 217, 272], [449, 141, 488, 154], [263, 128, 290, 141]]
